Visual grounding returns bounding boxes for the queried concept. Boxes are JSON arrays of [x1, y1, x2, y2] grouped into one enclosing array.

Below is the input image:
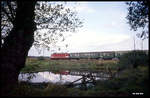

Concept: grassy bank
[[21, 58, 118, 73], [10, 66, 149, 96]]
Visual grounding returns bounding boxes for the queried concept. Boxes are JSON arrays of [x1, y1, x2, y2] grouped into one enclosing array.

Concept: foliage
[[10, 82, 46, 96], [126, 1, 149, 40], [1, 1, 17, 41], [1, 1, 83, 52], [95, 66, 149, 96], [118, 50, 148, 69], [21, 62, 40, 73], [34, 2, 83, 53], [38, 56, 45, 60]]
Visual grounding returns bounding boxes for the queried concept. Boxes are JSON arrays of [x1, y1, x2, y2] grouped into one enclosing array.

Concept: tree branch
[[6, 1, 15, 20], [1, 6, 14, 25]]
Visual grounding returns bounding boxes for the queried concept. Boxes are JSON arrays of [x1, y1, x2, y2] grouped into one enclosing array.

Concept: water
[[18, 70, 109, 85], [19, 71, 82, 84]]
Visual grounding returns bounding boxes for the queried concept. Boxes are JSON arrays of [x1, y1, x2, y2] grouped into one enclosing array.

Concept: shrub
[[118, 50, 148, 69], [38, 56, 45, 60]]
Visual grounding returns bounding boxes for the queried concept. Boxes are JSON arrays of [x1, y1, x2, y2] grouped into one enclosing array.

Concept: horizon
[[28, 49, 149, 57]]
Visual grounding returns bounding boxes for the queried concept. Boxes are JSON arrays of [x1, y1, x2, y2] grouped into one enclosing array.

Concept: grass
[[10, 66, 149, 96], [9, 81, 128, 96], [21, 58, 119, 73]]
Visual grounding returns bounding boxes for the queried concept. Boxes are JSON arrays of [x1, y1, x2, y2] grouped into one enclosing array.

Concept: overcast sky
[[28, 1, 149, 56]]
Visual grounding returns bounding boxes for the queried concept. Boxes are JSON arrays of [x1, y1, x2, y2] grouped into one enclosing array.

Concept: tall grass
[[21, 58, 118, 73]]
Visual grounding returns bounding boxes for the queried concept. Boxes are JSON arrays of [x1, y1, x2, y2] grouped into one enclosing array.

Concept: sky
[[28, 1, 149, 56]]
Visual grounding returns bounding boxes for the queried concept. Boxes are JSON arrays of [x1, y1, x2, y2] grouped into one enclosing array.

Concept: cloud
[[62, 30, 131, 52], [67, 3, 96, 14], [76, 5, 96, 13]]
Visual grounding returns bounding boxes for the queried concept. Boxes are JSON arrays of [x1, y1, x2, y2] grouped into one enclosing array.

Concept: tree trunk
[[0, 1, 36, 95]]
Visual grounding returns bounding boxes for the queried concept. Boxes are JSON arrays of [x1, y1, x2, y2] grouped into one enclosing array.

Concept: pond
[[18, 70, 110, 86]]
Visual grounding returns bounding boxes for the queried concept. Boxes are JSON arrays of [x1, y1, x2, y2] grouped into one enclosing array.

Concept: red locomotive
[[51, 53, 70, 60]]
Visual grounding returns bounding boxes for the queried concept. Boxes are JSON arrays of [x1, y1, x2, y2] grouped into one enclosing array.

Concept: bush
[[118, 50, 148, 69], [38, 56, 44, 60], [94, 66, 149, 96]]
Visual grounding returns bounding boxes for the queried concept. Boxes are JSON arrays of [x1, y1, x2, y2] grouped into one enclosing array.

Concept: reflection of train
[[50, 50, 148, 60]]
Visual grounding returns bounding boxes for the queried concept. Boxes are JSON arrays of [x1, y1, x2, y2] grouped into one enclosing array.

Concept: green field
[[21, 58, 119, 73]]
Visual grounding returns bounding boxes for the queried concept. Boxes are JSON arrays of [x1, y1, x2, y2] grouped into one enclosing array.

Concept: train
[[50, 50, 148, 60], [51, 53, 70, 60]]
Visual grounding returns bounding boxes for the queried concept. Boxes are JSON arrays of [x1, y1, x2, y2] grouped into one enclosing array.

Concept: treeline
[[118, 50, 149, 70], [28, 56, 50, 60], [28, 56, 50, 58]]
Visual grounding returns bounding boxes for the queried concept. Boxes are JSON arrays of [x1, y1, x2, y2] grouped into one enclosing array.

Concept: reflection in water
[[18, 70, 109, 85], [19, 71, 82, 84]]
